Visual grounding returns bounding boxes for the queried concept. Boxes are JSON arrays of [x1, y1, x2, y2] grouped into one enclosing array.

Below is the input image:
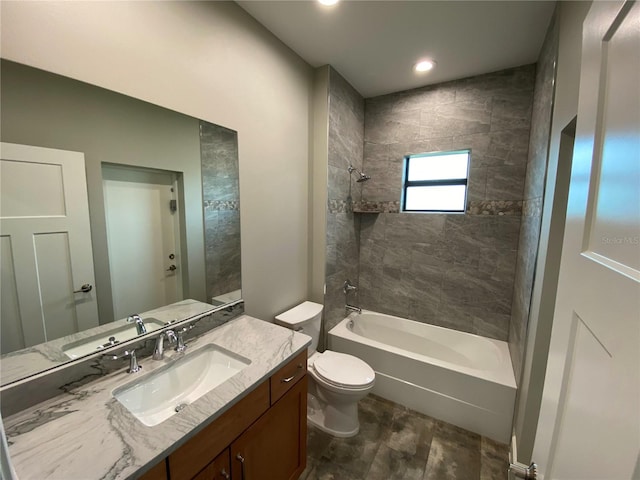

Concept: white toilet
[[275, 301, 375, 438]]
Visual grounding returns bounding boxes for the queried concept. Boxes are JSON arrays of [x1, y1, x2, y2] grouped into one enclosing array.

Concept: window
[[401, 150, 470, 213]]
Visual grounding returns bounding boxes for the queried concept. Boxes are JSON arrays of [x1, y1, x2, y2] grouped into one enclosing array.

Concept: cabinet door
[[193, 448, 231, 480], [231, 375, 307, 480], [168, 382, 270, 480]]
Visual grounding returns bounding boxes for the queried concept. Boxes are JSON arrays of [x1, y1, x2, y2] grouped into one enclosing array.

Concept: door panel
[[0, 236, 24, 352], [0, 159, 66, 217], [33, 232, 79, 340], [103, 165, 181, 319], [0, 143, 98, 350], [583, 0, 640, 272], [533, 3, 640, 479]]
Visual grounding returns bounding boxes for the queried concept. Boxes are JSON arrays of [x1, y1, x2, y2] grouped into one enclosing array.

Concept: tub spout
[[346, 304, 362, 314]]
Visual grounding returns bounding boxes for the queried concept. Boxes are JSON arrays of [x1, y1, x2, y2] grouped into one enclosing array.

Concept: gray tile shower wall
[[324, 68, 365, 332], [509, 14, 559, 382], [200, 121, 242, 301], [358, 65, 537, 341]]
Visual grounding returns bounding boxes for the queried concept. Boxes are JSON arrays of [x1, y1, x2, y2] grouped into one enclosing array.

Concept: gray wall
[[1, 1, 313, 323], [200, 121, 241, 301], [324, 67, 365, 331], [0, 60, 205, 325], [356, 66, 536, 341], [509, 13, 559, 382]]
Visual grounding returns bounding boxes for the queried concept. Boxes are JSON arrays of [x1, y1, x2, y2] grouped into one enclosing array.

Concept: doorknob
[[73, 284, 93, 293], [166, 265, 177, 272]]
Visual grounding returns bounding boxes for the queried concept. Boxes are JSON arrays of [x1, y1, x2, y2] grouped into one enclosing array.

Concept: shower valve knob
[[343, 279, 357, 295]]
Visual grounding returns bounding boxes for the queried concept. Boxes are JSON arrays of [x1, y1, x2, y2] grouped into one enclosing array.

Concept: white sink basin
[[113, 344, 251, 427], [62, 318, 166, 359]]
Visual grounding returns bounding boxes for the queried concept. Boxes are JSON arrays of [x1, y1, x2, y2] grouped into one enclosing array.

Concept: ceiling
[[236, 1, 556, 98]]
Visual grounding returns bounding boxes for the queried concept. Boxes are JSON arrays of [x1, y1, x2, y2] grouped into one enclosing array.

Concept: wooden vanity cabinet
[[231, 375, 307, 480], [156, 349, 307, 480], [139, 459, 169, 480]]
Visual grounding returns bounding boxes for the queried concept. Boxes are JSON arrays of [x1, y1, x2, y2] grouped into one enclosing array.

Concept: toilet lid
[[312, 351, 375, 388]]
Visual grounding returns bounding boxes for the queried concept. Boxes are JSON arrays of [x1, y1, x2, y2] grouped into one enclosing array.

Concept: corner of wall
[[310, 66, 330, 304]]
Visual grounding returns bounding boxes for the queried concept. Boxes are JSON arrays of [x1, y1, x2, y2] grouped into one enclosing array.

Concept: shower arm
[[347, 164, 371, 183]]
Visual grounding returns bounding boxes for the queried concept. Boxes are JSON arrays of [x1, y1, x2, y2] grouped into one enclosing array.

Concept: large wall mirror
[[0, 60, 242, 385]]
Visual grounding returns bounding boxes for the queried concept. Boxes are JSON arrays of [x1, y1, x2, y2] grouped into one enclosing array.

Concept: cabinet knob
[[220, 468, 230, 479]]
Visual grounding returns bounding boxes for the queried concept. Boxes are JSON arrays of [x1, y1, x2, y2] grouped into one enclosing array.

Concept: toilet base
[[307, 393, 359, 438]]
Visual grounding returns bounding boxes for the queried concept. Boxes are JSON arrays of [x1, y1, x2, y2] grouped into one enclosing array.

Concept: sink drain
[[175, 403, 188, 413]]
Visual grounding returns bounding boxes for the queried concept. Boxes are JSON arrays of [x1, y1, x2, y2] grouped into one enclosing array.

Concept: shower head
[[348, 164, 371, 182]]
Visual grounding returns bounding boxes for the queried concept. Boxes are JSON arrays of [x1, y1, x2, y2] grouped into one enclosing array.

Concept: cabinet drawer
[[192, 448, 230, 480], [168, 382, 269, 480], [270, 349, 307, 405]]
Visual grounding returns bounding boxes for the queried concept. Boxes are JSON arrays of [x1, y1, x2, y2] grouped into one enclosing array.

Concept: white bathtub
[[328, 311, 516, 443]]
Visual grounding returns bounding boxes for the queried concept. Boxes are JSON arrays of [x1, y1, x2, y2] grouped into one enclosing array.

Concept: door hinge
[[169, 199, 177, 212], [509, 462, 538, 479]]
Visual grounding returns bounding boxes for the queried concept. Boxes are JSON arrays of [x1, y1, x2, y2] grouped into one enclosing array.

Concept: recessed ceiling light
[[318, 0, 340, 6], [414, 59, 436, 73]]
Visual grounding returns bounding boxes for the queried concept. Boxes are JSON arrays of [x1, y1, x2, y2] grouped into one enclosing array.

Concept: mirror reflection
[[0, 60, 241, 384]]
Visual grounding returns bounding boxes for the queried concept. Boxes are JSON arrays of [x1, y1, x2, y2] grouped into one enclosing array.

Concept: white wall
[[310, 67, 329, 304], [513, 0, 591, 464], [0, 1, 314, 321]]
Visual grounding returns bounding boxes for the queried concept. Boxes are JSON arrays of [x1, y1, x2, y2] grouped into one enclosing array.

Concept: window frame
[[401, 149, 471, 213]]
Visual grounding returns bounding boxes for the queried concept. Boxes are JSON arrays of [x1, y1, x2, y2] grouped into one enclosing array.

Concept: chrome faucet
[[103, 349, 142, 373], [344, 280, 361, 313], [175, 325, 195, 353], [346, 304, 362, 314], [127, 314, 147, 335], [152, 330, 177, 360]]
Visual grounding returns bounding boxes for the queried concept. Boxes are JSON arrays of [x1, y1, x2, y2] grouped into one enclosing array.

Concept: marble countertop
[[3, 315, 311, 480]]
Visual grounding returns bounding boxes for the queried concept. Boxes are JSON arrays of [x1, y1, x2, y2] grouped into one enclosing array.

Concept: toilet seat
[[311, 351, 375, 390]]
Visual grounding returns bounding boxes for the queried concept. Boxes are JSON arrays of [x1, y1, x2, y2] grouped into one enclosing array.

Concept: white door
[[102, 165, 182, 320], [0, 143, 99, 353], [533, 2, 640, 479]]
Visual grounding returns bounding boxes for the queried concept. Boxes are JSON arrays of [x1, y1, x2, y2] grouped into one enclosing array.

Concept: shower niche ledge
[[351, 201, 400, 214]]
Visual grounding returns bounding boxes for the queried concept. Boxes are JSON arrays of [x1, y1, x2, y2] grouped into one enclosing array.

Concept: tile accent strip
[[345, 200, 522, 215], [328, 199, 352, 214], [352, 201, 400, 213], [522, 197, 543, 217], [204, 200, 240, 211], [467, 200, 523, 216]]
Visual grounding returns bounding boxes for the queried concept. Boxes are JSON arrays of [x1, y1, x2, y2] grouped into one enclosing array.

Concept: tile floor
[[301, 394, 509, 480]]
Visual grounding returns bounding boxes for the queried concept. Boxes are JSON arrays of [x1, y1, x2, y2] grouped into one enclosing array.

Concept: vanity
[[2, 315, 311, 480], [146, 349, 308, 480]]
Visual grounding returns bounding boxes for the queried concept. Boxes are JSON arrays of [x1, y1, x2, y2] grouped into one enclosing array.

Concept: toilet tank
[[274, 301, 323, 355]]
